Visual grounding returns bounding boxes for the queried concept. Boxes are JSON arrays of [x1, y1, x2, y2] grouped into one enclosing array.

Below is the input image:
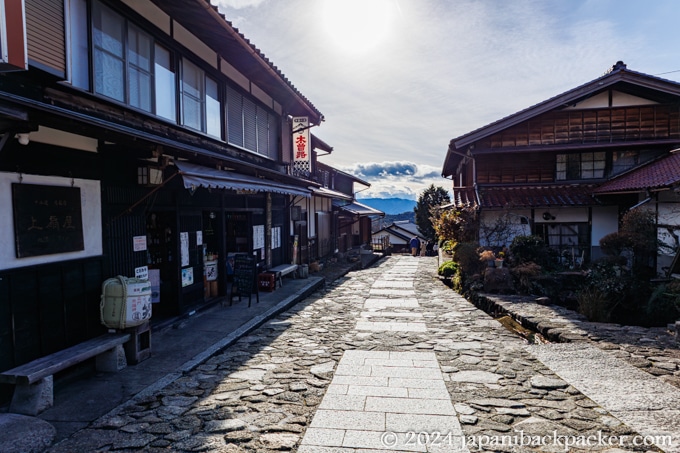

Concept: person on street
[[410, 236, 421, 257]]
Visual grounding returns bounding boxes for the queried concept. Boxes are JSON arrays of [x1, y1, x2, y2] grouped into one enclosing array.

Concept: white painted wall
[[533, 207, 588, 224], [0, 172, 102, 270], [479, 210, 531, 247], [656, 191, 680, 272]]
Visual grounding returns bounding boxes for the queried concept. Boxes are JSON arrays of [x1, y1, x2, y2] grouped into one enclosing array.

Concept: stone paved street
[[46, 256, 680, 452]]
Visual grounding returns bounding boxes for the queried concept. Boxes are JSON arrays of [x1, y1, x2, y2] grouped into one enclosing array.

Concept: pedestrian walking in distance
[[410, 236, 421, 257]]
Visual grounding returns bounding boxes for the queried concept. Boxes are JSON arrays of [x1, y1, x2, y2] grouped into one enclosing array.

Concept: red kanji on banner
[[296, 135, 307, 151], [296, 150, 307, 159]]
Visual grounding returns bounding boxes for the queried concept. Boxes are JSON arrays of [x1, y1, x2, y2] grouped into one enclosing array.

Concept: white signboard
[[135, 266, 149, 280], [133, 235, 147, 252], [196, 231, 203, 246], [292, 116, 310, 175]]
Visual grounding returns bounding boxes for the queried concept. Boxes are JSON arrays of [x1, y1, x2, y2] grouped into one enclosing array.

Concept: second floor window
[[76, 1, 278, 152], [92, 1, 175, 120], [181, 59, 220, 138], [226, 85, 279, 158], [92, 1, 127, 103], [556, 152, 605, 180]]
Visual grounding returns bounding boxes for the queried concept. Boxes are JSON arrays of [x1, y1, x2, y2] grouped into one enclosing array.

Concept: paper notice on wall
[[135, 266, 149, 280], [272, 227, 281, 249], [181, 267, 194, 287], [133, 235, 147, 252], [180, 232, 189, 266], [253, 225, 265, 250]]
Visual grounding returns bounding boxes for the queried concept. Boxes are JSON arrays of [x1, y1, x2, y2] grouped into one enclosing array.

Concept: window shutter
[[243, 97, 257, 151], [227, 86, 243, 147], [268, 113, 279, 159], [257, 105, 268, 156]]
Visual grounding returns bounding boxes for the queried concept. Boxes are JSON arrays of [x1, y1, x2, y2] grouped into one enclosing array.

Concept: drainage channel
[[464, 292, 550, 344], [494, 314, 549, 344]]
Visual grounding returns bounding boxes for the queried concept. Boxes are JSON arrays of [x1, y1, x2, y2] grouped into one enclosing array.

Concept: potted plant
[[495, 251, 506, 268], [479, 250, 496, 268]]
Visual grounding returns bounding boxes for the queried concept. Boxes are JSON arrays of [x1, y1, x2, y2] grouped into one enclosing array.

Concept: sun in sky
[[321, 0, 397, 54]]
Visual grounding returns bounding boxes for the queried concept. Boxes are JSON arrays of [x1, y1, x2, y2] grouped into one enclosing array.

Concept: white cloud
[[213, 0, 266, 10], [336, 161, 450, 200]]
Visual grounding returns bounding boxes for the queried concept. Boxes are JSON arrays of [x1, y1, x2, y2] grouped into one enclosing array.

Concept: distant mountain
[[358, 197, 417, 215]]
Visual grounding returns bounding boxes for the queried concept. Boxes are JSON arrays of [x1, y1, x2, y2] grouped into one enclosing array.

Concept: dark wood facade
[[0, 0, 333, 397], [479, 104, 680, 149]]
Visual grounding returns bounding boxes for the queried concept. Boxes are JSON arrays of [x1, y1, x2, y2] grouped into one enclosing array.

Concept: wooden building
[[0, 0, 370, 390], [442, 62, 680, 269]]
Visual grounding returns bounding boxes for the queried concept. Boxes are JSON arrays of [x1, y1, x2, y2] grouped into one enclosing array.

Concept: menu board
[[231, 253, 258, 306]]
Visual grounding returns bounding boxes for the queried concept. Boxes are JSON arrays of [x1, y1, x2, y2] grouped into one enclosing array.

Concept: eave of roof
[[333, 200, 384, 216], [310, 186, 353, 201], [312, 134, 333, 153], [455, 185, 600, 209], [594, 151, 680, 194], [378, 227, 411, 242]]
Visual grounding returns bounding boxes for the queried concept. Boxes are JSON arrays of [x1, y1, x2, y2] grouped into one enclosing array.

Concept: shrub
[[509, 235, 551, 267], [441, 240, 455, 254], [599, 231, 633, 257], [432, 207, 478, 245], [644, 281, 680, 327], [576, 259, 653, 324], [452, 267, 465, 292], [577, 287, 614, 322], [584, 260, 629, 299], [620, 209, 658, 277], [510, 261, 542, 294], [438, 260, 459, 278], [454, 242, 484, 276]]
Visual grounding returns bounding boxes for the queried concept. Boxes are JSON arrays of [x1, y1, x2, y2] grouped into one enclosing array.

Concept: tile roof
[[450, 185, 598, 208], [594, 152, 680, 194], [449, 188, 478, 208]]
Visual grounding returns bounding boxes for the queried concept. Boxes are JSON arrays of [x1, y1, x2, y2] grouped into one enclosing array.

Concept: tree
[[414, 185, 451, 241], [432, 206, 478, 245]]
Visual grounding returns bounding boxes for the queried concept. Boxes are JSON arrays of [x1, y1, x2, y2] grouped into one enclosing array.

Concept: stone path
[[531, 344, 680, 452], [46, 256, 679, 452], [478, 293, 680, 389], [300, 350, 465, 452], [299, 259, 465, 452]]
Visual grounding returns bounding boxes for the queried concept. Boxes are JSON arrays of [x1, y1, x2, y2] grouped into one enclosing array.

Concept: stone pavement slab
[[530, 343, 680, 452], [301, 350, 465, 452]]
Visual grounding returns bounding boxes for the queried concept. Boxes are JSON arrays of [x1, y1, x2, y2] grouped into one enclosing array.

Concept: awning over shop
[[175, 161, 311, 197], [310, 186, 353, 201], [333, 199, 384, 216]]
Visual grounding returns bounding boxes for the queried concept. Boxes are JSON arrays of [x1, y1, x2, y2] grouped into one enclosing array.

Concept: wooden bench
[[0, 333, 130, 415], [268, 264, 298, 288]]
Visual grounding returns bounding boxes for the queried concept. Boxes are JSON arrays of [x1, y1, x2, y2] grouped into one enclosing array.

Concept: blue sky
[[214, 0, 680, 199]]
